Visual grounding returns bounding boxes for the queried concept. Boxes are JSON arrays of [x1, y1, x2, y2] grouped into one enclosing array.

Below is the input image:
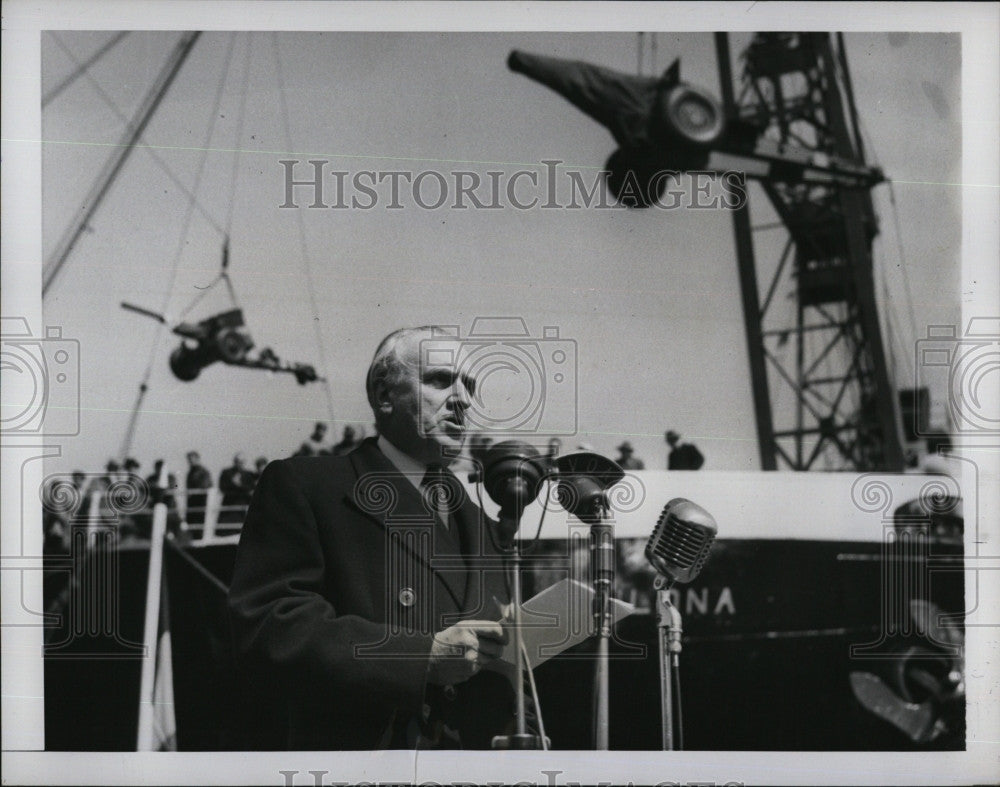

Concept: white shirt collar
[[377, 435, 425, 492], [377, 436, 463, 529]]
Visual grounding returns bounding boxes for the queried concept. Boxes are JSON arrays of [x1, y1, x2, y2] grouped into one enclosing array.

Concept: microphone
[[645, 497, 717, 586], [481, 441, 549, 546], [553, 451, 624, 524]]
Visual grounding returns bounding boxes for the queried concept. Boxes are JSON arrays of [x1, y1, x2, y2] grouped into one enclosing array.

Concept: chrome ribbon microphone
[[645, 497, 717, 586]]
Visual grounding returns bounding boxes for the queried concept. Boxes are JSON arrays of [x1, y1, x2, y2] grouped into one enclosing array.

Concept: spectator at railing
[[665, 429, 705, 470], [185, 451, 213, 525], [331, 425, 361, 456], [146, 459, 179, 507], [615, 440, 646, 470], [42, 477, 71, 555], [136, 459, 180, 538], [70, 470, 88, 514], [219, 453, 255, 524], [295, 422, 332, 456], [100, 459, 121, 489], [92, 459, 124, 525]]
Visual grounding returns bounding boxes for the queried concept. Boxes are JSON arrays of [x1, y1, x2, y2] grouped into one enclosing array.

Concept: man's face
[[379, 335, 474, 463]]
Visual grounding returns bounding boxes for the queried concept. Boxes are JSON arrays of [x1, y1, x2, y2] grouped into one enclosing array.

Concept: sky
[[38, 29, 963, 478]]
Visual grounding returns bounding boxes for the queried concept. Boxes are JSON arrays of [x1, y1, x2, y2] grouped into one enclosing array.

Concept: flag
[[151, 570, 177, 750]]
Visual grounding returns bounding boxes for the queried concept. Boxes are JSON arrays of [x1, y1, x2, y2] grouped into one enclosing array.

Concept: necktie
[[420, 465, 462, 531]]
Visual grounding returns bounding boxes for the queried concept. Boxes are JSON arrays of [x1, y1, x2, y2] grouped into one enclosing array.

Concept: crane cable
[[224, 32, 253, 237], [42, 32, 202, 297], [270, 31, 338, 425], [636, 32, 659, 76], [176, 239, 241, 322], [42, 31, 129, 109], [885, 181, 919, 381], [46, 32, 227, 239], [119, 33, 239, 461], [832, 44, 919, 387], [196, 31, 254, 315], [177, 32, 254, 324]]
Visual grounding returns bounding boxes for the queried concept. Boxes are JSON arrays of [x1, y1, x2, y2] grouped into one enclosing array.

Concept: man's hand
[[427, 620, 507, 686]]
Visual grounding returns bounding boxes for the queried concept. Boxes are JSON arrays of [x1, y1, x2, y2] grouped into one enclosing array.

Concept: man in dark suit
[[185, 451, 212, 525], [228, 326, 514, 750], [218, 452, 255, 524], [666, 429, 705, 470]]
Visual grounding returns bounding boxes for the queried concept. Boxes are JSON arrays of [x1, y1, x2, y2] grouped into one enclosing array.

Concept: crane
[[509, 32, 905, 471]]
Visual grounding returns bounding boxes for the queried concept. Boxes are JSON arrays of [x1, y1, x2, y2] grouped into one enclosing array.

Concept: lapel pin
[[398, 587, 416, 607]]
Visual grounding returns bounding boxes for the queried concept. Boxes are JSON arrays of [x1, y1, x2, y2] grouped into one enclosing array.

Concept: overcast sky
[[39, 29, 962, 477]]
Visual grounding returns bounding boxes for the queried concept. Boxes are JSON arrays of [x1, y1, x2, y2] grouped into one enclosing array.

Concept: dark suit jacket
[[669, 443, 704, 470], [228, 438, 514, 750]]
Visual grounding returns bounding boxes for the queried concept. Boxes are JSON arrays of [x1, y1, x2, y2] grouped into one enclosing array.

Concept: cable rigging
[[50, 32, 330, 460], [42, 31, 202, 298], [45, 31, 226, 238], [118, 31, 239, 461], [270, 31, 339, 426], [42, 31, 130, 109]]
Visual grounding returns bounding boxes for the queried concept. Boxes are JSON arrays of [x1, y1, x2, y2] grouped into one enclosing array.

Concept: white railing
[[82, 486, 249, 547]]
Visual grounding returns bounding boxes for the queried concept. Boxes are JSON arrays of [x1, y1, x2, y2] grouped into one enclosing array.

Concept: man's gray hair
[[365, 326, 443, 412]]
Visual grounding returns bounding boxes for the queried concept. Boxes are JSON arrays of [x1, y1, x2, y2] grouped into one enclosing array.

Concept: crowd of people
[[42, 422, 702, 554], [612, 430, 705, 471], [293, 422, 366, 457], [471, 430, 705, 472], [41, 423, 369, 553]]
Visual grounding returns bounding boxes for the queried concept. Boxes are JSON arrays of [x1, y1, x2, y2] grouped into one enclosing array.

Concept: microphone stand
[[590, 500, 614, 751], [655, 575, 683, 750], [492, 509, 545, 750]]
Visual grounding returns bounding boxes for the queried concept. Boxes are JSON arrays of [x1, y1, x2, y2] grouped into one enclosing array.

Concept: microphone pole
[[553, 451, 624, 751], [655, 575, 683, 750], [591, 500, 614, 751], [482, 442, 549, 750], [495, 505, 533, 747]]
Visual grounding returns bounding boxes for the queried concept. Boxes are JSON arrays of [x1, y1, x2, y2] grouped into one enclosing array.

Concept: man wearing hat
[[665, 429, 705, 470], [614, 440, 645, 470]]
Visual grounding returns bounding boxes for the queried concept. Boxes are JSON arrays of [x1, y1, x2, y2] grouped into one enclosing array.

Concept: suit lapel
[[452, 487, 510, 615], [345, 439, 466, 609]]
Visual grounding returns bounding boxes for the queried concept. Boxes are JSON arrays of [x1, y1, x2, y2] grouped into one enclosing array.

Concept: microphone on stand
[[481, 441, 549, 547], [645, 497, 717, 587], [551, 451, 625, 751], [644, 497, 717, 752], [478, 440, 550, 750]]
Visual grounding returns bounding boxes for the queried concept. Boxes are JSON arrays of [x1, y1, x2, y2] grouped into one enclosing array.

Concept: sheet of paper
[[496, 578, 635, 669]]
